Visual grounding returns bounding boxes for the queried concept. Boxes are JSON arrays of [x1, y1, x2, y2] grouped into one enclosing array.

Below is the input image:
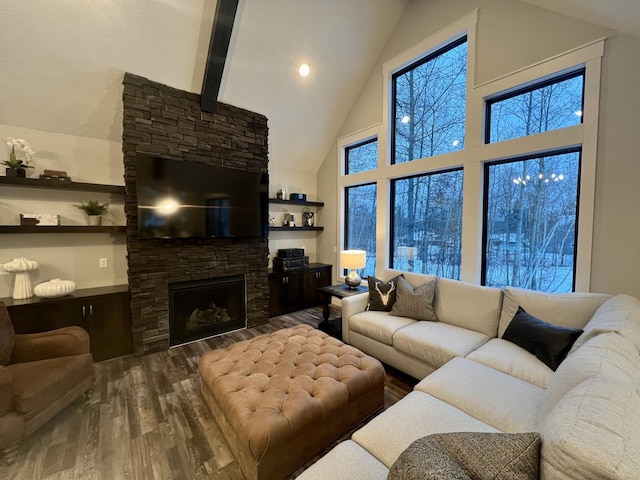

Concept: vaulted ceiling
[[0, 0, 638, 174]]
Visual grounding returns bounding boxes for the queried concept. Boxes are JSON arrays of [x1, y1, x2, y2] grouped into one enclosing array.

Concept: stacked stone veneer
[[122, 73, 270, 355]]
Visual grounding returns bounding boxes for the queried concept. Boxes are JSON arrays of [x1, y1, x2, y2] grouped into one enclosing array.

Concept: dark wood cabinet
[[2, 285, 133, 362], [304, 264, 333, 305], [268, 263, 332, 317]]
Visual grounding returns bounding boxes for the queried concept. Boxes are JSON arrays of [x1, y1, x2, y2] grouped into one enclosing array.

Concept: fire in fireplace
[[168, 275, 246, 346]]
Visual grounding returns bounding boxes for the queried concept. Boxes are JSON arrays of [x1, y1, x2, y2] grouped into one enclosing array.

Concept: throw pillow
[[390, 276, 438, 321], [387, 431, 540, 480], [366, 275, 402, 311], [503, 306, 583, 371]]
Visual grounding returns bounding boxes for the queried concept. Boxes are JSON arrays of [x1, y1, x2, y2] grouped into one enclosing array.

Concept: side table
[[317, 284, 368, 339]]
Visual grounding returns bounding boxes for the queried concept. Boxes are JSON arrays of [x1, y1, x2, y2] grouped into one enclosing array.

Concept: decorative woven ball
[[34, 278, 77, 298]]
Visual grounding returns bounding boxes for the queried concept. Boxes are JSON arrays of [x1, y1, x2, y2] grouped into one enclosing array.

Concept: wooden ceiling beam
[[201, 0, 240, 113]]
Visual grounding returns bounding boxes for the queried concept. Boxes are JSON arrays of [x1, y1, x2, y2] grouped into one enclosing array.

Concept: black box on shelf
[[277, 248, 305, 258], [273, 256, 309, 271], [289, 193, 307, 202]]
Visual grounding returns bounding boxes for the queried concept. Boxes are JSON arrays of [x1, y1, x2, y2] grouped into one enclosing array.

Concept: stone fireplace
[[169, 275, 246, 346], [122, 73, 270, 356]]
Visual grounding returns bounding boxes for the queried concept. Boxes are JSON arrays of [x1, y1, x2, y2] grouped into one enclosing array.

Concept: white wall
[[0, 124, 127, 298], [318, 0, 640, 298]]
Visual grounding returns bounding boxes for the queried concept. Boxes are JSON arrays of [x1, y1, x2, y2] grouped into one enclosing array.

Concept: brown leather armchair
[[0, 301, 93, 454]]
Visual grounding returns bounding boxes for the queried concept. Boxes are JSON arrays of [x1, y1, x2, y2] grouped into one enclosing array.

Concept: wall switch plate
[[99, 258, 108, 268]]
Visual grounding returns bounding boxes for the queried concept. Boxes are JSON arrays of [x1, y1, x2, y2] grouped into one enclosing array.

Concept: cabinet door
[[9, 299, 86, 334], [303, 265, 333, 307], [8, 292, 133, 362], [83, 292, 133, 362], [268, 270, 305, 317]]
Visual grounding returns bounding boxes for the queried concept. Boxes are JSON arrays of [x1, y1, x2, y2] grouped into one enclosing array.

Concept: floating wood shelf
[[0, 225, 126, 234], [0, 176, 125, 194], [268, 198, 324, 207], [269, 226, 324, 232]]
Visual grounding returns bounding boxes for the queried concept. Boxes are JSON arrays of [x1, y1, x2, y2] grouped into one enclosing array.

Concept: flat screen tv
[[135, 154, 269, 239]]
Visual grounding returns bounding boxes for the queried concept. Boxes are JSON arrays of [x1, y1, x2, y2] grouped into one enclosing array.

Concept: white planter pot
[[88, 215, 102, 226]]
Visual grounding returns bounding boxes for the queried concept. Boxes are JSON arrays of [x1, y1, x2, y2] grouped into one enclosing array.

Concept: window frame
[[337, 9, 603, 292], [389, 166, 464, 278], [344, 181, 378, 278], [481, 147, 582, 291], [345, 137, 378, 175], [484, 68, 586, 145], [391, 35, 468, 165]]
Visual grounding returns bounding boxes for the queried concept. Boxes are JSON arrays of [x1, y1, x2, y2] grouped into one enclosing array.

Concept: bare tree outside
[[394, 38, 467, 164], [484, 72, 584, 292], [346, 139, 377, 174], [345, 183, 377, 278], [392, 170, 463, 279], [390, 38, 466, 278]]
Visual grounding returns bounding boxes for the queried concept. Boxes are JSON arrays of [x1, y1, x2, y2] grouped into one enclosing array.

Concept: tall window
[[393, 37, 467, 164], [345, 138, 377, 174], [345, 183, 377, 277], [486, 70, 585, 144], [483, 150, 580, 292], [391, 169, 463, 279]]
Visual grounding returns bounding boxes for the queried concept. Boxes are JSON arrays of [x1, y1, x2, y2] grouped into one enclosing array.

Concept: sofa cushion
[[387, 432, 540, 480], [390, 276, 437, 322], [352, 391, 500, 469], [416, 357, 545, 432], [539, 333, 640, 479], [498, 286, 609, 337], [393, 322, 490, 370], [570, 294, 640, 354], [349, 311, 416, 346], [503, 307, 583, 371], [295, 439, 389, 480], [466, 338, 553, 388], [540, 331, 640, 420], [366, 275, 402, 311], [434, 278, 502, 337]]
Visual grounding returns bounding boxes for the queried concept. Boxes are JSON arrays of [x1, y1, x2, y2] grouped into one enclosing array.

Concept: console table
[[317, 284, 368, 339]]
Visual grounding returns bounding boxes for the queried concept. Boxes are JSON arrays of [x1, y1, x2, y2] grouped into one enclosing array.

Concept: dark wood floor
[[1, 306, 417, 479]]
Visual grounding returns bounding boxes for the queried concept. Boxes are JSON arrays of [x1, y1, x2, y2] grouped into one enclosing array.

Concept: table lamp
[[341, 250, 366, 289]]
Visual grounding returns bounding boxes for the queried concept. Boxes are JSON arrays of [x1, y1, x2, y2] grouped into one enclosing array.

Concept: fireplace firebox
[[169, 275, 246, 346]]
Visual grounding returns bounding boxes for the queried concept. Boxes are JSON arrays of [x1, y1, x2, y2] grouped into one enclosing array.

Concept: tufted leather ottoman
[[198, 324, 385, 480]]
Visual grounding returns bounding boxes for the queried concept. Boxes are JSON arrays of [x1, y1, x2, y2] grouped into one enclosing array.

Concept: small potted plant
[[4, 137, 36, 177], [74, 200, 109, 226]]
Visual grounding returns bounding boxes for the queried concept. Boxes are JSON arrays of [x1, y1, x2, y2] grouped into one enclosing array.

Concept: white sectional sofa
[[298, 272, 640, 479]]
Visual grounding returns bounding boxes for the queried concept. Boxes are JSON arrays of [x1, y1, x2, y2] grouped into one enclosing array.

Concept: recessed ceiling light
[[298, 63, 310, 77]]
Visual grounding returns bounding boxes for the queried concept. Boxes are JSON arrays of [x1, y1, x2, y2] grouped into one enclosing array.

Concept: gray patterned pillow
[[387, 432, 540, 480], [390, 276, 437, 321]]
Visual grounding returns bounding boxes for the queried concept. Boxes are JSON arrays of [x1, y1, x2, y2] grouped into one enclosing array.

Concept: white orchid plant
[[3, 137, 36, 170]]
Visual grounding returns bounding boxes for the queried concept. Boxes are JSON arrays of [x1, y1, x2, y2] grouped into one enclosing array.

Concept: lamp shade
[[341, 250, 366, 270]]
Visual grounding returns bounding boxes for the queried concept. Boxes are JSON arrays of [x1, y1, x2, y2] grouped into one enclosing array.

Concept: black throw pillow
[[503, 306, 583, 371], [366, 275, 403, 311]]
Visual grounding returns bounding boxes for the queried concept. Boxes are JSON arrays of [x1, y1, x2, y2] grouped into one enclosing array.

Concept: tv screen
[[135, 154, 268, 239]]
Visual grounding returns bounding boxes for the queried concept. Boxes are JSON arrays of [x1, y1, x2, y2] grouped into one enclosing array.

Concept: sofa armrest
[[10, 326, 91, 364], [0, 366, 12, 417], [342, 292, 369, 344]]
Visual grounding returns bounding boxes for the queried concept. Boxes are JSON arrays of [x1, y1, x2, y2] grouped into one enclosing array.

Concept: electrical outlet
[[99, 258, 108, 268], [333, 246, 337, 253]]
